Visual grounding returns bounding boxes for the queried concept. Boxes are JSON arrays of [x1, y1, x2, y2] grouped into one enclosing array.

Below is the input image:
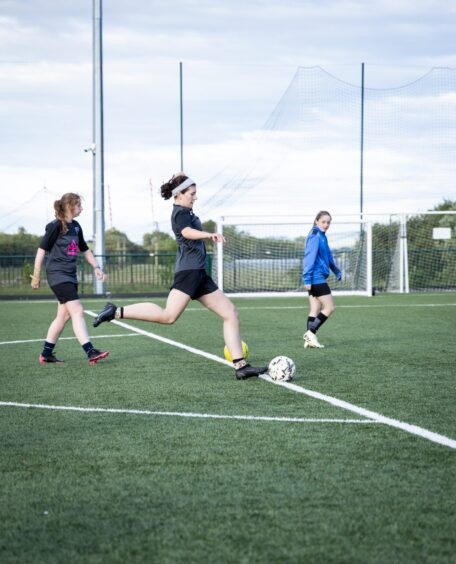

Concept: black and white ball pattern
[[268, 356, 296, 382]]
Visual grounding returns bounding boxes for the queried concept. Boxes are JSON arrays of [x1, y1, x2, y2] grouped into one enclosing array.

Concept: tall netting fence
[[197, 66, 456, 223]]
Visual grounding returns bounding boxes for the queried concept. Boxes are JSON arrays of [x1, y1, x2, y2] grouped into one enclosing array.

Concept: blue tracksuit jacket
[[302, 226, 341, 285]]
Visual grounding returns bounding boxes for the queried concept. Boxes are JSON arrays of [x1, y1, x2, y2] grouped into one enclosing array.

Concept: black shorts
[[51, 282, 79, 304], [308, 282, 331, 298], [171, 269, 218, 300]]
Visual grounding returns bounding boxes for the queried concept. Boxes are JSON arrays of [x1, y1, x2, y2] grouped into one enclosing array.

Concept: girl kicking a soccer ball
[[302, 210, 342, 349], [92, 173, 267, 380], [31, 193, 109, 365]]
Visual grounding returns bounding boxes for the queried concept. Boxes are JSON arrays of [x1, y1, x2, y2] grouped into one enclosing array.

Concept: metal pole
[[217, 218, 224, 292], [399, 214, 405, 293], [92, 0, 105, 294], [360, 62, 365, 222], [366, 222, 373, 296], [180, 61, 184, 171]]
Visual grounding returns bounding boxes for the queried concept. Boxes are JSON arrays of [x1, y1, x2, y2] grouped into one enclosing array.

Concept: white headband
[[172, 177, 195, 196]]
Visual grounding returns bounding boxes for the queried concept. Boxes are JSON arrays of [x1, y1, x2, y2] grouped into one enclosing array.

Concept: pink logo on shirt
[[67, 239, 79, 256]]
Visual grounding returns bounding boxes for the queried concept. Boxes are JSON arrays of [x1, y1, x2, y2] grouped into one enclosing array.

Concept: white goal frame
[[215, 217, 373, 298]]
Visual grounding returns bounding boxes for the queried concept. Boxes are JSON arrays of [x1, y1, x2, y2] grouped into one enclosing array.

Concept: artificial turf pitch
[[0, 293, 455, 563]]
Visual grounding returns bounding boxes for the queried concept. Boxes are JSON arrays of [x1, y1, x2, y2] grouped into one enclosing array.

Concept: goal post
[[213, 217, 373, 297]]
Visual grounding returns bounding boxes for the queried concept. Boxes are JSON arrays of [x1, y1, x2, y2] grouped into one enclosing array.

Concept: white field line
[[4, 300, 456, 309], [0, 402, 374, 425], [261, 375, 456, 450], [83, 310, 456, 450], [84, 311, 235, 367], [0, 333, 140, 346]]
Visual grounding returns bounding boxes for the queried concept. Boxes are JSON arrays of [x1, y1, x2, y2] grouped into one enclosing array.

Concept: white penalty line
[[0, 402, 374, 425], [0, 333, 141, 346], [84, 311, 456, 450]]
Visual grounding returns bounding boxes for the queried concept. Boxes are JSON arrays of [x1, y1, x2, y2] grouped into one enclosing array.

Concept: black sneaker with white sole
[[93, 302, 117, 327]]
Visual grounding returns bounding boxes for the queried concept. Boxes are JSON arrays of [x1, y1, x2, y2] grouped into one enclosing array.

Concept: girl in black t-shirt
[[31, 193, 109, 365], [93, 173, 267, 380]]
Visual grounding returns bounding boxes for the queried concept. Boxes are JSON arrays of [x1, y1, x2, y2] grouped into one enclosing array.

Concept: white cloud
[[1, 0, 455, 244]]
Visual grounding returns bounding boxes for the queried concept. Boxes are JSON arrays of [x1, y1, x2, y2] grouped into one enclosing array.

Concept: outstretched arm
[[181, 226, 225, 243]]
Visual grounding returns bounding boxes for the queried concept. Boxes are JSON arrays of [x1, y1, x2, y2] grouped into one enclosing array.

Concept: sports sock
[[41, 341, 56, 358], [82, 342, 94, 355], [233, 357, 247, 370], [115, 306, 124, 319], [307, 316, 316, 331], [309, 313, 328, 334]]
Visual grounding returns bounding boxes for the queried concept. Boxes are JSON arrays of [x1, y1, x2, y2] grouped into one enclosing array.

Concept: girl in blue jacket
[[302, 211, 341, 348]]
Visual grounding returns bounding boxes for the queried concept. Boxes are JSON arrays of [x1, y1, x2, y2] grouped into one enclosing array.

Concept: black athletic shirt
[[39, 219, 89, 286], [171, 205, 206, 272]]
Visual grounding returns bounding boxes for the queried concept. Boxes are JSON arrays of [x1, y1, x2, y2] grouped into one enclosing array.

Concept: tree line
[[0, 202, 453, 261], [0, 221, 217, 256]]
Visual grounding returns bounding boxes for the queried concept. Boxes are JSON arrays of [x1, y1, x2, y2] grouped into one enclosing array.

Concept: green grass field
[[1, 293, 455, 563]]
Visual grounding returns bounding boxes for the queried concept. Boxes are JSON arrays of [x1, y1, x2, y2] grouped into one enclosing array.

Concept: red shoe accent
[[39, 354, 65, 364], [88, 351, 109, 365]]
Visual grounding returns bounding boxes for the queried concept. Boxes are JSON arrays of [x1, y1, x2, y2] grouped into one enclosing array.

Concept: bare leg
[[198, 290, 243, 360], [317, 293, 336, 317], [65, 299, 91, 345], [122, 289, 191, 324], [304, 293, 335, 349], [45, 303, 71, 343], [308, 294, 321, 318]]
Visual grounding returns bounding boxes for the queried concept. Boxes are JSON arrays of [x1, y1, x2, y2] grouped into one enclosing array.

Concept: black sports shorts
[[171, 269, 218, 300], [51, 282, 79, 304], [308, 282, 331, 298]]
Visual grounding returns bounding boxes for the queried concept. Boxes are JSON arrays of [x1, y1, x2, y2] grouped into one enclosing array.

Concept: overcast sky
[[1, 0, 455, 242]]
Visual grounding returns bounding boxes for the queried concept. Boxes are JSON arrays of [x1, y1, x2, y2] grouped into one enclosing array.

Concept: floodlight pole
[[92, 0, 106, 294], [360, 62, 365, 222], [180, 61, 184, 171]]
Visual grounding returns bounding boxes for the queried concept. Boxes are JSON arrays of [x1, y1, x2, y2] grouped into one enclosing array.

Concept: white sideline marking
[[261, 376, 456, 450], [0, 333, 140, 346], [84, 310, 456, 450], [0, 402, 374, 424], [6, 300, 456, 310]]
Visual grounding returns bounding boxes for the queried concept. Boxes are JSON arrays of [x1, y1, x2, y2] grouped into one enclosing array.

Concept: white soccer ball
[[268, 356, 296, 382]]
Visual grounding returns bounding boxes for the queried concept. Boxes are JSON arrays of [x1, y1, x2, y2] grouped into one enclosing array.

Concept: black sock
[[42, 341, 55, 358], [82, 342, 94, 355], [309, 313, 328, 334], [307, 316, 316, 331], [233, 357, 248, 370]]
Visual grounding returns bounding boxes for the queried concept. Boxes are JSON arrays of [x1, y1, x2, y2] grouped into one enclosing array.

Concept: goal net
[[369, 211, 456, 293], [212, 218, 372, 297]]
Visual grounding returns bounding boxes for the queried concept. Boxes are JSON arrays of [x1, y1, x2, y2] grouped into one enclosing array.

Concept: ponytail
[[160, 173, 193, 201], [54, 193, 81, 233]]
